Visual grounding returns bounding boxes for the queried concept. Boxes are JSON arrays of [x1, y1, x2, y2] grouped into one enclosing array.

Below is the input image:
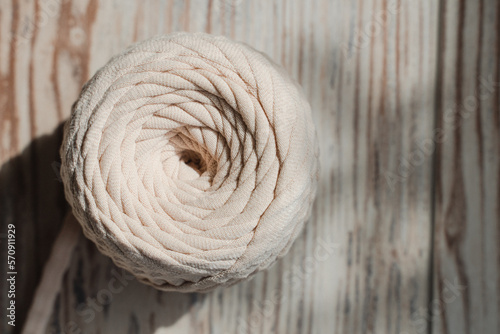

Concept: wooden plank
[[322, 1, 439, 333], [0, 0, 70, 333], [432, 0, 500, 333], [0, 0, 442, 333]]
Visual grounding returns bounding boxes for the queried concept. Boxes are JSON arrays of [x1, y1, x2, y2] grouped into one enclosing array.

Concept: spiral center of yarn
[[154, 127, 218, 184], [180, 150, 206, 174]]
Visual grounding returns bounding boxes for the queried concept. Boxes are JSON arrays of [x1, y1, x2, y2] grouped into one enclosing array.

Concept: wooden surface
[[433, 0, 500, 333], [0, 0, 498, 333]]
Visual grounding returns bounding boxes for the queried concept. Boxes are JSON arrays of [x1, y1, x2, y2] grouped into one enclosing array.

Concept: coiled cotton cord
[[60, 32, 319, 292]]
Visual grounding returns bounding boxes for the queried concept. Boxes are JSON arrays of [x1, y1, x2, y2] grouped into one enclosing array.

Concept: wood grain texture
[[432, 0, 500, 333], [0, 0, 496, 334]]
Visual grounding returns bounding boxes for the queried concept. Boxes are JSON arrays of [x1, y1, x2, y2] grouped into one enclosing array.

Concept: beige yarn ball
[[60, 32, 319, 292]]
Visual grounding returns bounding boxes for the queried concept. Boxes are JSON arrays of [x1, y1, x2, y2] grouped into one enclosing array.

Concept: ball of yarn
[[60, 32, 319, 292]]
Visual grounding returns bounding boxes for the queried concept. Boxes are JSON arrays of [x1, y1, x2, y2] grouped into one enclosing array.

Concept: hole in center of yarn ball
[[179, 150, 207, 175]]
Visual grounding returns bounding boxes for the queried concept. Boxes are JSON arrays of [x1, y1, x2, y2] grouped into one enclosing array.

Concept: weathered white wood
[[432, 0, 500, 333], [3, 0, 496, 334]]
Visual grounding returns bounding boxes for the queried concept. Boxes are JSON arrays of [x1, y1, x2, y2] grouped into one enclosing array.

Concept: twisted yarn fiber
[[60, 32, 319, 292]]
